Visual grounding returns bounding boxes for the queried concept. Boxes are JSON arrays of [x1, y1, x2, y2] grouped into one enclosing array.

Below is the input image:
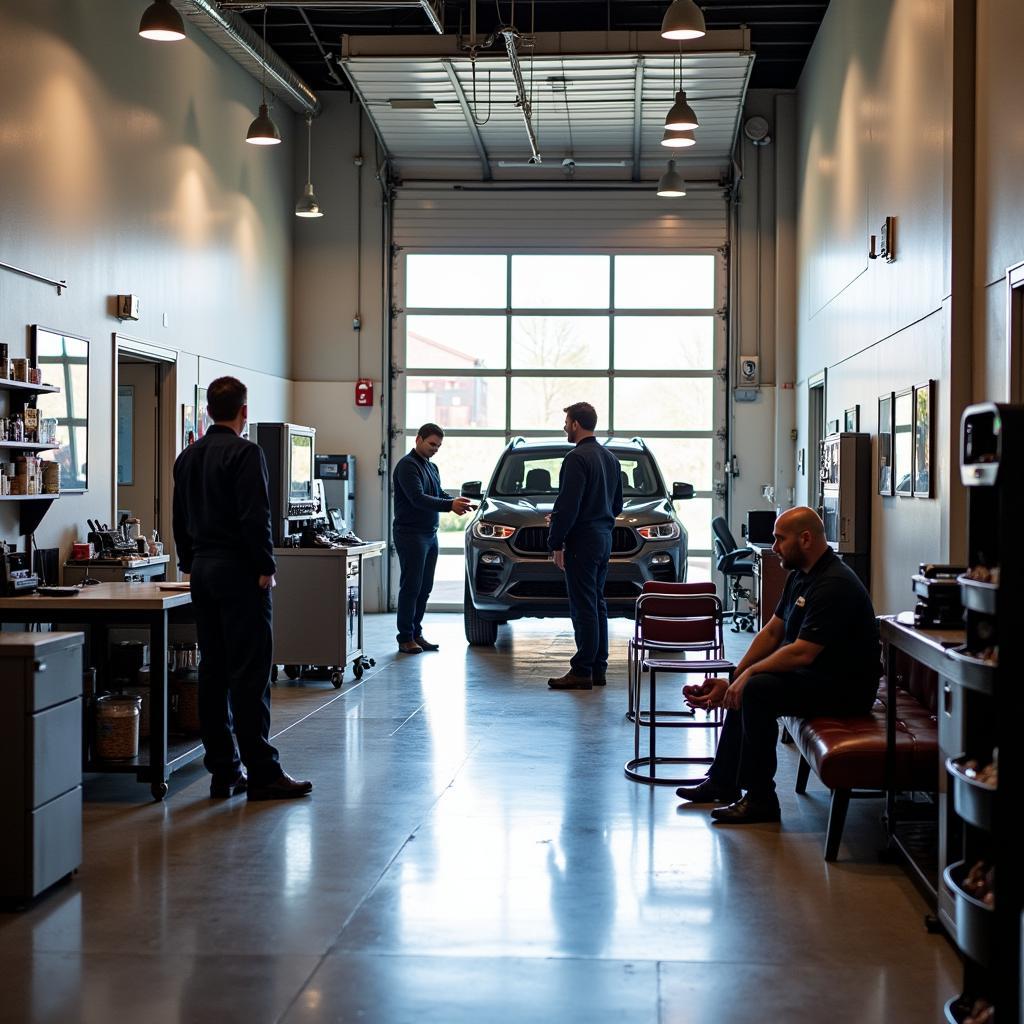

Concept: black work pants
[[708, 671, 874, 798], [190, 558, 281, 785], [564, 530, 612, 677]]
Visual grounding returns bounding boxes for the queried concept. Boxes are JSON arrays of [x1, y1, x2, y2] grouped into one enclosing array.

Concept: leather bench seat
[[782, 686, 938, 793], [779, 652, 938, 861]]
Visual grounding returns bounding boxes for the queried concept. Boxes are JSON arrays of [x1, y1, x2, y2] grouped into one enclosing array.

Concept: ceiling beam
[[631, 55, 644, 182], [442, 60, 494, 180]]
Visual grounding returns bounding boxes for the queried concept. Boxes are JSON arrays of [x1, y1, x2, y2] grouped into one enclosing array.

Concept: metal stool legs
[[624, 661, 727, 787]]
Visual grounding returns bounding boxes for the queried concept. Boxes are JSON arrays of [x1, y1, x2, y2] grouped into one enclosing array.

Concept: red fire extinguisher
[[355, 379, 374, 407]]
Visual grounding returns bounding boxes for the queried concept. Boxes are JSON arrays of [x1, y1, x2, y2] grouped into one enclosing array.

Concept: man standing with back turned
[[173, 376, 312, 801], [547, 402, 623, 691], [393, 423, 473, 654]]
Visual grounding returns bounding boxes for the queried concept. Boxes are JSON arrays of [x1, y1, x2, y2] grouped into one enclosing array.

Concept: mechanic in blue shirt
[[392, 422, 472, 653], [546, 402, 624, 690]]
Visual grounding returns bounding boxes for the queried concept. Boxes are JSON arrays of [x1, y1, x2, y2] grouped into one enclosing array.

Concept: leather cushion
[[782, 684, 937, 791]]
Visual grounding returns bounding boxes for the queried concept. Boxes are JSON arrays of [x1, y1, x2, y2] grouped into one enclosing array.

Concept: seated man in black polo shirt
[[677, 506, 879, 824]]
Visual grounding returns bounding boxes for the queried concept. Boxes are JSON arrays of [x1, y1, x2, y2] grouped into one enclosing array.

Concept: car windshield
[[490, 449, 662, 497]]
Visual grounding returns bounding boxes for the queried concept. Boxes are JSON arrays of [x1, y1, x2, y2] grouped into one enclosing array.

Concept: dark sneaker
[[710, 794, 782, 824], [247, 772, 313, 801], [675, 778, 741, 804], [210, 770, 247, 798]]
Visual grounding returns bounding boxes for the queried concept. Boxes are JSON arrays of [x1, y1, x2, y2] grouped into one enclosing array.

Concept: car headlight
[[473, 521, 516, 540], [637, 522, 681, 541]]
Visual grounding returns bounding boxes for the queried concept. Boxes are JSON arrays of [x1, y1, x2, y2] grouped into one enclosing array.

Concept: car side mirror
[[462, 480, 483, 500], [672, 482, 695, 501]]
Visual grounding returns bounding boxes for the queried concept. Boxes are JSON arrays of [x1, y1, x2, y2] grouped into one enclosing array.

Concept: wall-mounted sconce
[[868, 216, 896, 262]]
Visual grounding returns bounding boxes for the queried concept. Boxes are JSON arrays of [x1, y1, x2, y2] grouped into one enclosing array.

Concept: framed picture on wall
[[827, 418, 840, 436], [844, 405, 860, 432], [195, 386, 212, 438], [894, 389, 914, 497], [913, 380, 934, 497], [181, 404, 196, 447], [877, 393, 894, 495], [117, 385, 133, 485]]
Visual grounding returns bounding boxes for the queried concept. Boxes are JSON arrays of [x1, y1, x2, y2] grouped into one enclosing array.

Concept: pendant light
[[660, 128, 696, 149], [664, 90, 699, 131], [138, 0, 186, 41], [246, 8, 281, 146], [656, 160, 686, 198], [295, 115, 324, 218], [660, 0, 706, 41]]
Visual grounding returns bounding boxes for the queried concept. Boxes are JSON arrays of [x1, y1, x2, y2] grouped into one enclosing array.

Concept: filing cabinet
[[0, 632, 84, 907]]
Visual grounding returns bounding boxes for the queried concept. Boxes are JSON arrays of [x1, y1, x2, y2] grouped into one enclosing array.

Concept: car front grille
[[507, 580, 642, 600], [510, 525, 639, 556]]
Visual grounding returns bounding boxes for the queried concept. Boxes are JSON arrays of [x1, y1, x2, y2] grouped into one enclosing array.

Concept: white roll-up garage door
[[392, 186, 728, 251]]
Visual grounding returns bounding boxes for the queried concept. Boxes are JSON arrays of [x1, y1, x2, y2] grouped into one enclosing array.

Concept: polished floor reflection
[[0, 614, 958, 1022]]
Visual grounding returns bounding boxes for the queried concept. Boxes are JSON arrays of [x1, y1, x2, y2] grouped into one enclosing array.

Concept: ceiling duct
[[170, 0, 321, 115]]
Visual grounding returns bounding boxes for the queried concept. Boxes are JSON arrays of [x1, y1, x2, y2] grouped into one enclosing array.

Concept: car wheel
[[464, 579, 498, 646]]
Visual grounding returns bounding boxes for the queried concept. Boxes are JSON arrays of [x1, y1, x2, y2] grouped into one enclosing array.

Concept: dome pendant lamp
[[656, 160, 686, 198], [295, 116, 324, 218], [246, 8, 282, 145], [660, 0, 706, 41], [660, 128, 696, 149], [664, 90, 699, 132], [139, 0, 186, 41]]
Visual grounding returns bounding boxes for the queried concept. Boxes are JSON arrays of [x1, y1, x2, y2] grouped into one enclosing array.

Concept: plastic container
[[123, 680, 150, 740], [946, 757, 995, 831], [94, 694, 142, 761], [943, 861, 994, 967]]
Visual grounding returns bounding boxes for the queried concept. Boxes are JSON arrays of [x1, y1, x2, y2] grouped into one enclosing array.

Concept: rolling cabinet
[[940, 404, 1023, 1024], [0, 631, 84, 907]]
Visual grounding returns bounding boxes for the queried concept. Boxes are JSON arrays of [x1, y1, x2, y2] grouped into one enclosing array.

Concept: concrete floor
[[0, 613, 959, 1023]]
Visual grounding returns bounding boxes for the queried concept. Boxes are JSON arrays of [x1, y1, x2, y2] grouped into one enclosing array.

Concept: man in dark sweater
[[547, 402, 623, 690], [392, 423, 473, 653], [677, 507, 879, 824], [172, 377, 312, 801]]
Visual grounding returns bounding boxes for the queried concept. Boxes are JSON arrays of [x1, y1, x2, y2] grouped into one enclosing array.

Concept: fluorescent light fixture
[[389, 98, 436, 110], [660, 0, 707, 40], [139, 0, 185, 41], [660, 128, 696, 148], [656, 160, 686, 197]]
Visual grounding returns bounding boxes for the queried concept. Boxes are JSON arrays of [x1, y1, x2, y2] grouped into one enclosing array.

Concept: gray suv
[[461, 437, 694, 646]]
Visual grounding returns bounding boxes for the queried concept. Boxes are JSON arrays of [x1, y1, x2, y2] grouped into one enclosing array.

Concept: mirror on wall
[[32, 325, 90, 492]]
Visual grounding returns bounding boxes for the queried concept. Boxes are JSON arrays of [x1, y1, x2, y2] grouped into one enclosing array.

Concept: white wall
[[795, 0, 953, 613], [0, 1, 295, 559]]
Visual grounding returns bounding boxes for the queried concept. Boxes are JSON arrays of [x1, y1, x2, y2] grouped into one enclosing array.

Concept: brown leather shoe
[[247, 772, 313, 801], [547, 672, 593, 690], [398, 641, 423, 654], [414, 636, 440, 651]]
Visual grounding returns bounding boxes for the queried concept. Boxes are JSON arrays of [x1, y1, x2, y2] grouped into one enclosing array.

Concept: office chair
[[711, 516, 755, 632], [524, 468, 551, 492]]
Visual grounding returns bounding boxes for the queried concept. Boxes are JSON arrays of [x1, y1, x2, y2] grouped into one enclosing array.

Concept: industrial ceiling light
[[138, 0, 185, 42], [656, 160, 686, 198], [295, 115, 323, 218], [246, 8, 281, 145], [664, 90, 699, 131], [660, 0, 706, 40], [660, 128, 696, 148]]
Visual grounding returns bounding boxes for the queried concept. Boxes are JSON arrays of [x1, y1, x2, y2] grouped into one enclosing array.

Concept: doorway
[[807, 372, 826, 514], [112, 336, 177, 555]]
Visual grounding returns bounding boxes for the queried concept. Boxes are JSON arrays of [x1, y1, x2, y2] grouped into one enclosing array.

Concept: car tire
[[464, 579, 498, 646]]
